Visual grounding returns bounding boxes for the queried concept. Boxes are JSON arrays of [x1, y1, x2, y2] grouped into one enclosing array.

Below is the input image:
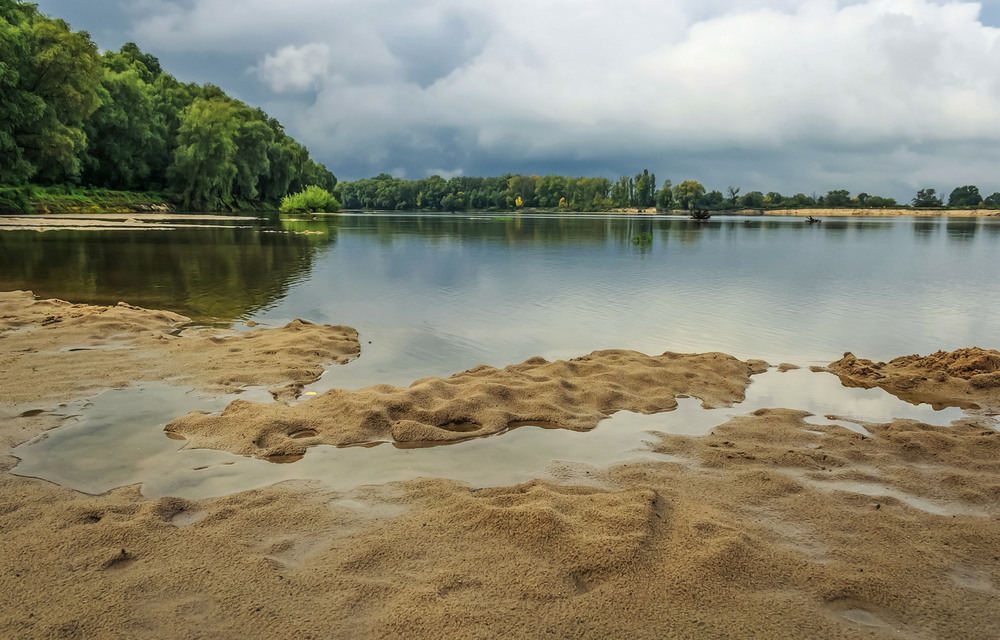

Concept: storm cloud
[[32, 0, 1000, 198]]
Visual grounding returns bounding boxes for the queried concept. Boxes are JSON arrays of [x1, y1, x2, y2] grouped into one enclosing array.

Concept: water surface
[[4, 212, 999, 497]]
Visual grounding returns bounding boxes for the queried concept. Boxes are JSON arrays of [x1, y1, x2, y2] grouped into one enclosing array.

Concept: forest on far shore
[[338, 173, 994, 214]]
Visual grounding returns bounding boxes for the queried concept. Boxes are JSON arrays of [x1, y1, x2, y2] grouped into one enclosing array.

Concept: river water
[[4, 212, 999, 497]]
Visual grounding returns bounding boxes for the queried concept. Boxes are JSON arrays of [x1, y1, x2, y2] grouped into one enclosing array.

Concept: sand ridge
[[824, 348, 1000, 412], [0, 290, 360, 408], [165, 350, 768, 459]]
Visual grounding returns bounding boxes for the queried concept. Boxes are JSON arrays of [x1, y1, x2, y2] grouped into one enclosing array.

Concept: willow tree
[[168, 97, 240, 210], [0, 0, 103, 184]]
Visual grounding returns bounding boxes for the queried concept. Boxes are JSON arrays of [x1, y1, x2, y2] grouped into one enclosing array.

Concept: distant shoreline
[[341, 207, 1000, 218], [735, 207, 1000, 218]]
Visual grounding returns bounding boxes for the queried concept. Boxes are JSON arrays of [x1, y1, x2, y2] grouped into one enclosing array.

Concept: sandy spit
[[166, 351, 768, 459], [0, 290, 359, 411], [824, 348, 1000, 412], [1, 293, 999, 639]]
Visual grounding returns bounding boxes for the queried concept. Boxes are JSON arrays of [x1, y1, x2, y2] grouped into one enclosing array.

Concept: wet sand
[[1, 292, 999, 639]]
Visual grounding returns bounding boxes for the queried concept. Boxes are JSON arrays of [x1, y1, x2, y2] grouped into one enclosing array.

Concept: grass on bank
[[0, 185, 172, 215]]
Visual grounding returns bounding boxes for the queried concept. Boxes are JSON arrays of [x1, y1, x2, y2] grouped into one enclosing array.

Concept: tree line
[[0, 0, 334, 211], [340, 173, 1000, 213]]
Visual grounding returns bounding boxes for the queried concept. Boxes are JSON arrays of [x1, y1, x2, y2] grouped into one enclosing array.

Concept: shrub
[[0, 187, 31, 214], [279, 185, 341, 213]]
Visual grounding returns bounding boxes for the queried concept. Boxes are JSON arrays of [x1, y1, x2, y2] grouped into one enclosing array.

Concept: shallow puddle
[[10, 368, 983, 500]]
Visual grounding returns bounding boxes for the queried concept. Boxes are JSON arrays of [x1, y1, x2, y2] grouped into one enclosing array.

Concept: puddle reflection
[[12, 367, 982, 500]]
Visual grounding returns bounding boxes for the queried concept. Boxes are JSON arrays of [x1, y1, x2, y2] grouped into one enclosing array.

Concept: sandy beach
[[1, 291, 999, 638]]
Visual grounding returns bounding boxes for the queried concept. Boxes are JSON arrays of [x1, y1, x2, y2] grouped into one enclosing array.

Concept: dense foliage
[[279, 185, 341, 213], [340, 173, 1000, 213], [0, 1, 334, 210]]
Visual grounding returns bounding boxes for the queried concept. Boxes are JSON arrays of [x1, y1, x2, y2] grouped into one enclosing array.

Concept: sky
[[31, 0, 1000, 200]]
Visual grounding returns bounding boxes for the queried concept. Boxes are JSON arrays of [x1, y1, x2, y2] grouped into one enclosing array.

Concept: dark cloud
[[25, 1, 1000, 199]]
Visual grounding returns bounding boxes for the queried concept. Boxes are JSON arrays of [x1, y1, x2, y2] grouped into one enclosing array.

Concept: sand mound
[[166, 350, 765, 458], [825, 348, 1000, 412], [0, 290, 360, 405]]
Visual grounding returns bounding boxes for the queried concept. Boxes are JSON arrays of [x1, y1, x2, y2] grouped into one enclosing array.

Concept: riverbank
[[0, 186, 281, 216], [1, 292, 999, 638]]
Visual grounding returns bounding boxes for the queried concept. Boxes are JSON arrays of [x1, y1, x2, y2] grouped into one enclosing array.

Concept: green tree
[[825, 189, 851, 207], [703, 190, 725, 210], [741, 191, 765, 208], [81, 65, 167, 190], [654, 180, 673, 210], [634, 169, 656, 207], [168, 97, 239, 210], [865, 195, 897, 207], [230, 105, 274, 201], [726, 186, 741, 206], [983, 192, 1000, 208], [672, 180, 706, 210], [787, 193, 816, 207], [911, 188, 942, 207], [948, 185, 981, 208], [0, 1, 104, 183], [610, 175, 634, 207]]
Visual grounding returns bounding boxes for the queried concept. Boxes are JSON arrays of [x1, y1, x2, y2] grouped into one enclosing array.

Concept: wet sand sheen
[[1, 292, 999, 639], [10, 369, 978, 501]]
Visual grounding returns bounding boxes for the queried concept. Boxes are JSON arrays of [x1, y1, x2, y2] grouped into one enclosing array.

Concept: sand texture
[[166, 351, 767, 459], [1, 294, 999, 639], [825, 348, 1000, 412], [0, 290, 360, 407]]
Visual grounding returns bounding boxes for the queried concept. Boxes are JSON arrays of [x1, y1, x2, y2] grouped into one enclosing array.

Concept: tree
[[634, 169, 656, 208], [610, 175, 634, 207], [672, 180, 706, 210], [948, 185, 981, 208], [654, 180, 673, 210], [726, 186, 741, 206], [825, 189, 851, 208], [168, 97, 240, 210], [741, 191, 765, 208], [81, 65, 167, 190], [912, 188, 943, 207], [764, 192, 783, 207], [983, 192, 1000, 208], [865, 195, 897, 207], [787, 193, 816, 207], [703, 190, 725, 210], [0, 2, 104, 183]]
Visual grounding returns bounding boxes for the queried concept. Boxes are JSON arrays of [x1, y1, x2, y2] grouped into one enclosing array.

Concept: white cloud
[[125, 0, 1000, 193], [254, 43, 330, 93]]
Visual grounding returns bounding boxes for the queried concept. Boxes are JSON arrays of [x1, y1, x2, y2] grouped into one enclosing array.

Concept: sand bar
[[1, 293, 998, 638]]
